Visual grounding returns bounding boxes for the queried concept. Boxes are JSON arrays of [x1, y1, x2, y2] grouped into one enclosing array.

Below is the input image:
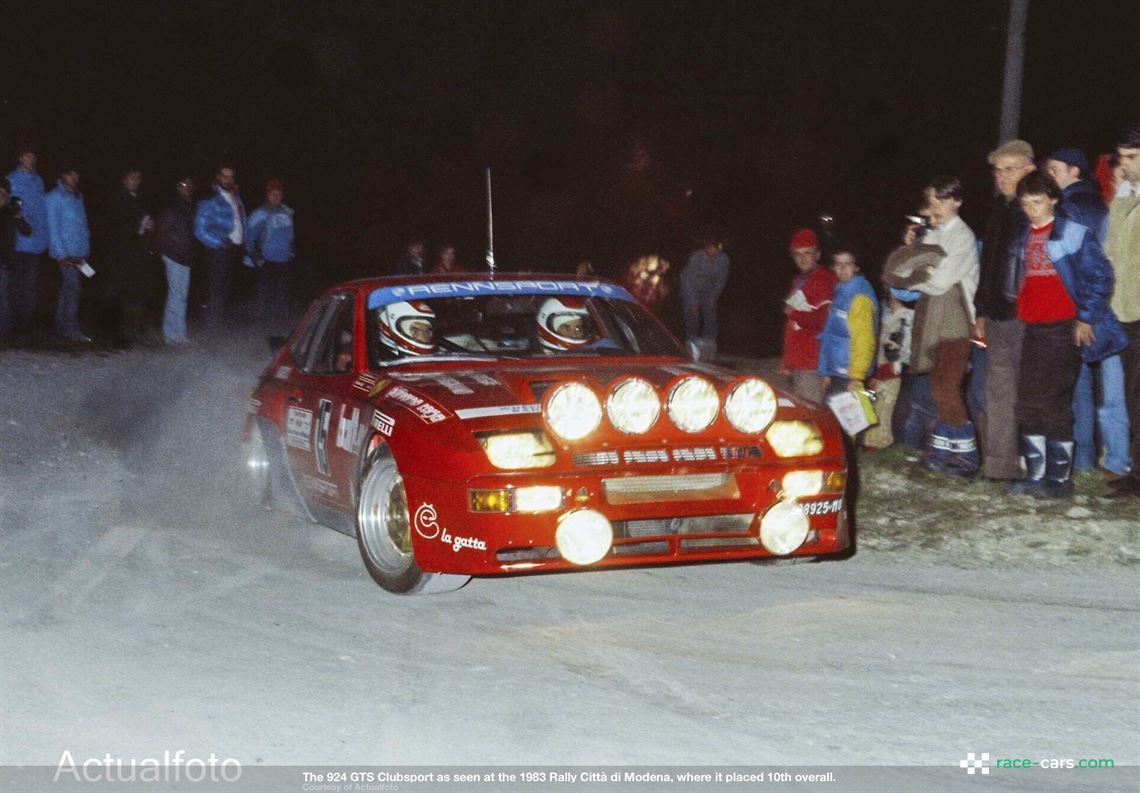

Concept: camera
[[884, 318, 908, 363], [905, 214, 930, 243]]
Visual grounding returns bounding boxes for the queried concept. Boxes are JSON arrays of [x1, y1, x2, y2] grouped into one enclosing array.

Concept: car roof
[[327, 272, 626, 298]]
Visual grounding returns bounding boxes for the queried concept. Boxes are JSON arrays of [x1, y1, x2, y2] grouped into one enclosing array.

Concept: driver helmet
[[378, 300, 436, 356], [537, 296, 593, 351]]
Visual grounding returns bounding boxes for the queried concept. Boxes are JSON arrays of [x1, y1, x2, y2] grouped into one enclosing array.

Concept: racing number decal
[[315, 399, 333, 476]]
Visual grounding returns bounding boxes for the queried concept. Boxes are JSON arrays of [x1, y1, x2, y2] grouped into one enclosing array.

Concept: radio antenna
[[485, 167, 495, 276]]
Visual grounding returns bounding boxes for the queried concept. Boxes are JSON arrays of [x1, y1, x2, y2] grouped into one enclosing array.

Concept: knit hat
[[788, 228, 819, 250], [266, 178, 284, 192], [1046, 146, 1089, 175], [987, 139, 1034, 165]]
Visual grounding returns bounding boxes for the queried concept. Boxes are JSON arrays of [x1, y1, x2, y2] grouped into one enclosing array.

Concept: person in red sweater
[[780, 228, 837, 402]]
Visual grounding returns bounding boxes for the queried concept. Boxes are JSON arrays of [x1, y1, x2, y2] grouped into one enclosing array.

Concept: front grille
[[613, 513, 754, 538], [573, 450, 619, 467], [680, 537, 760, 551], [603, 473, 739, 504]]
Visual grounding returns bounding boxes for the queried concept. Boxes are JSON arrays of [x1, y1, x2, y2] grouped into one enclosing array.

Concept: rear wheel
[[356, 448, 469, 595]]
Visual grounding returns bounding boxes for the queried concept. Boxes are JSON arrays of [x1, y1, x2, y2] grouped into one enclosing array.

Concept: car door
[[282, 293, 358, 511]]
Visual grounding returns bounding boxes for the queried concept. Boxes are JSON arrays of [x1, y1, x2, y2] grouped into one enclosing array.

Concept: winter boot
[[923, 422, 953, 473], [1006, 434, 1047, 495], [939, 421, 980, 477], [1035, 439, 1075, 499]]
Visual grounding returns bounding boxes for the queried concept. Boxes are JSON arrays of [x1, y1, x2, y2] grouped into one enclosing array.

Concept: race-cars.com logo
[[960, 752, 990, 775]]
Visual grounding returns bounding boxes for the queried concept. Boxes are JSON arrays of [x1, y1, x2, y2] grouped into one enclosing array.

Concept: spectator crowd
[[742, 125, 1138, 501]]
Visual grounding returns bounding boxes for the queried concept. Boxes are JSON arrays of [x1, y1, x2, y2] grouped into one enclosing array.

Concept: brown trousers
[[931, 339, 973, 425]]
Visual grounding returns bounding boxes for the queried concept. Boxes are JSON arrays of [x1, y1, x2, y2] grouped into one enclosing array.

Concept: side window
[[290, 298, 335, 368], [310, 295, 356, 375]]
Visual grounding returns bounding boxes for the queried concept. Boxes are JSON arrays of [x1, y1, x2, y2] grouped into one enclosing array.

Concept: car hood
[[367, 357, 764, 415]]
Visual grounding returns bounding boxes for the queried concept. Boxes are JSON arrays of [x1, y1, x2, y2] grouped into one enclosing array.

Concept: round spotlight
[[725, 378, 777, 433], [606, 378, 661, 434], [759, 499, 809, 555], [666, 376, 719, 433], [555, 509, 614, 565], [545, 382, 603, 441]]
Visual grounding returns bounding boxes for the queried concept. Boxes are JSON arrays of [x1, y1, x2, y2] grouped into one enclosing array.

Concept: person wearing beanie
[[1044, 147, 1129, 481], [246, 178, 295, 335], [678, 224, 730, 359], [975, 139, 1036, 480], [780, 226, 837, 402]]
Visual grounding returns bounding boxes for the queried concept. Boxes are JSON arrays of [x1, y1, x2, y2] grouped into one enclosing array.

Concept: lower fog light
[[555, 509, 613, 565], [759, 499, 810, 555]]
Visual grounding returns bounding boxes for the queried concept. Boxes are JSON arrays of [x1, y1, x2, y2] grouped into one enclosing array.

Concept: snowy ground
[[1, 343, 1137, 784]]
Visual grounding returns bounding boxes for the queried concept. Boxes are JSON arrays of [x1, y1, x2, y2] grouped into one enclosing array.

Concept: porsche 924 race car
[[243, 273, 849, 594]]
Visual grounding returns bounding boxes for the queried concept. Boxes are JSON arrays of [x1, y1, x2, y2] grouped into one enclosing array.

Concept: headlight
[[478, 431, 556, 469], [766, 420, 824, 457], [782, 470, 823, 498], [606, 378, 660, 434], [545, 382, 603, 441], [759, 499, 810, 555], [725, 378, 777, 433], [666, 376, 719, 433], [555, 509, 613, 565]]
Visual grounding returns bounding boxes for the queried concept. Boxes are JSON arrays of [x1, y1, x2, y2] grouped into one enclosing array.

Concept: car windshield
[[367, 289, 684, 366]]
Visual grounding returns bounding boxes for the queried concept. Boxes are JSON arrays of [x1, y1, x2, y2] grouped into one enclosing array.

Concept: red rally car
[[243, 273, 849, 595]]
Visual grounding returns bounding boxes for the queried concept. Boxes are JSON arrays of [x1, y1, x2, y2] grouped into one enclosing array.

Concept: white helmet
[[536, 296, 592, 351], [378, 300, 436, 356]]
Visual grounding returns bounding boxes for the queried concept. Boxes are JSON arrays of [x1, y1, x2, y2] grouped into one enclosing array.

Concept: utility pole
[[998, 0, 1029, 142]]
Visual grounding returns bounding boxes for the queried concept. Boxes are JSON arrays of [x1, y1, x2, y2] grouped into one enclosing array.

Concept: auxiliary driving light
[[606, 377, 661, 434], [555, 508, 613, 565], [478, 431, 556, 469], [759, 499, 810, 555], [725, 378, 777, 433], [666, 376, 719, 433], [545, 383, 603, 441]]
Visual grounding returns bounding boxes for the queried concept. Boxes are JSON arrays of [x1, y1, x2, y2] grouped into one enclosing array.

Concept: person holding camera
[[0, 177, 33, 338], [884, 176, 980, 476], [5, 147, 49, 337]]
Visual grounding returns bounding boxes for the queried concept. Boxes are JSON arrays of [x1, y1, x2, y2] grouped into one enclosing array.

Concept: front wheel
[[356, 448, 470, 595]]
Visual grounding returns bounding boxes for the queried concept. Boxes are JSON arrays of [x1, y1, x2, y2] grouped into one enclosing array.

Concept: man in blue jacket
[[46, 166, 91, 342], [6, 147, 49, 336], [246, 178, 294, 334], [1044, 146, 1129, 480], [194, 165, 246, 331]]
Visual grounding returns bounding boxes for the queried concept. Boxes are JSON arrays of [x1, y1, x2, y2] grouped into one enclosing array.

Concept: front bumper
[[400, 461, 849, 576]]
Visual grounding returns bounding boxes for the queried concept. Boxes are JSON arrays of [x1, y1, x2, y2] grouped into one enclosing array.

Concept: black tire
[[355, 447, 469, 595]]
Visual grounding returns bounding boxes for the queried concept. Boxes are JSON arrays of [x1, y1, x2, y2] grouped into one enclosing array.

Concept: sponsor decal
[[370, 410, 395, 436], [383, 385, 448, 424], [285, 407, 313, 450], [413, 502, 487, 553], [800, 497, 843, 516], [467, 372, 500, 387], [672, 446, 718, 462], [777, 398, 796, 408], [431, 374, 474, 395], [335, 404, 368, 452], [368, 378, 392, 397], [275, 365, 292, 381], [352, 373, 379, 392], [302, 474, 339, 498], [455, 404, 542, 420], [247, 398, 261, 413], [315, 399, 333, 475], [367, 279, 633, 309]]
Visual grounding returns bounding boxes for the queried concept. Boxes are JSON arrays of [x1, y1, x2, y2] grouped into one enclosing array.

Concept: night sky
[[3, 0, 1137, 355]]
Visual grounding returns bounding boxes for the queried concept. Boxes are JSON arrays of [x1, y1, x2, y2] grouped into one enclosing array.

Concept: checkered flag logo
[[960, 752, 990, 774]]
